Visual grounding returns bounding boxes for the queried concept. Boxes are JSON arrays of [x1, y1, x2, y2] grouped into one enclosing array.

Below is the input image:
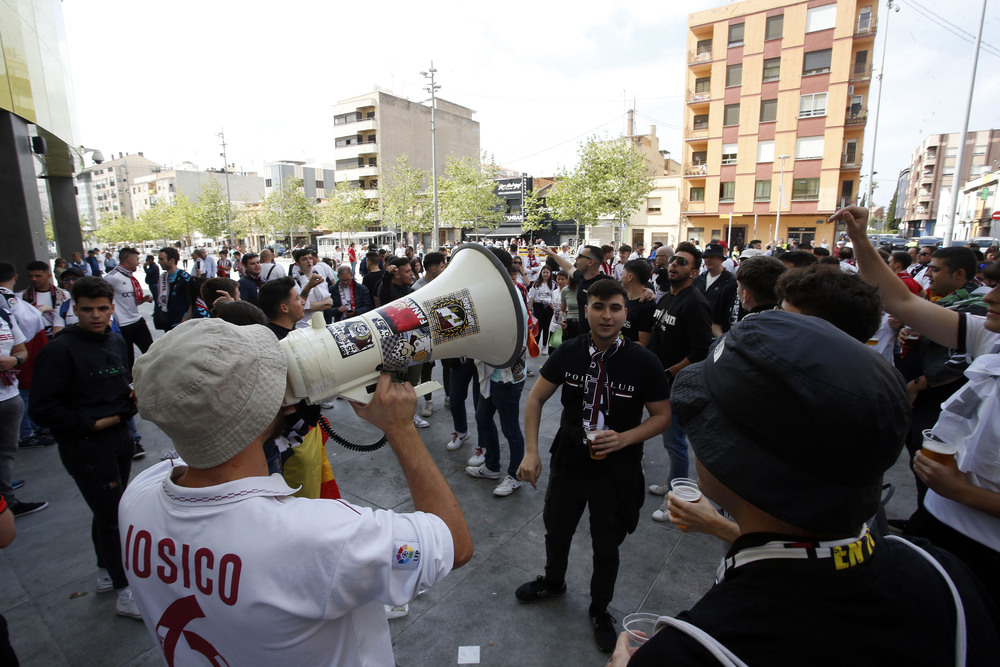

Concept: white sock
[[117, 586, 132, 600]]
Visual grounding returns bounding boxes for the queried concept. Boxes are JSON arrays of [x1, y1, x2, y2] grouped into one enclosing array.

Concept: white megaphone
[[281, 243, 526, 404]]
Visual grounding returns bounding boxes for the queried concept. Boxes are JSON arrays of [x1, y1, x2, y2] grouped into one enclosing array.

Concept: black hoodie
[[29, 324, 137, 444]]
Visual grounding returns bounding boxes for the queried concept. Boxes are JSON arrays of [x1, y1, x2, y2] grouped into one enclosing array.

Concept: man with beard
[[644, 242, 712, 519]]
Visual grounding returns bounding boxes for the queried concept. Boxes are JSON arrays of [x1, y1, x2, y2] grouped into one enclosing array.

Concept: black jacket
[[693, 269, 738, 331], [329, 280, 372, 321], [29, 325, 137, 443]]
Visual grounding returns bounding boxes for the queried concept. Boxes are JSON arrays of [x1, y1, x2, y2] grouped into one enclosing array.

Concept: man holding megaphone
[[119, 318, 473, 666]]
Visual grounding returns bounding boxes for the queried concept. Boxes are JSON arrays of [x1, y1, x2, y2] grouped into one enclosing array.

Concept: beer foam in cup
[[921, 429, 957, 465]]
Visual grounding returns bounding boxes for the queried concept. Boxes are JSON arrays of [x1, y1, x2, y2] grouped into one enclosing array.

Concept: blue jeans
[[449, 359, 480, 435], [18, 389, 38, 439], [661, 418, 689, 482], [476, 380, 525, 477]]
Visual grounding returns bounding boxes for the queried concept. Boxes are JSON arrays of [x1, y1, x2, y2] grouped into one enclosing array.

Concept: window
[[690, 187, 706, 202], [796, 136, 824, 159], [647, 197, 662, 214], [693, 114, 709, 130], [973, 145, 987, 156], [792, 178, 820, 200], [726, 64, 742, 87], [695, 77, 710, 93], [766, 14, 784, 40], [760, 98, 778, 123], [942, 166, 955, 177], [720, 181, 736, 201], [806, 4, 837, 32], [763, 58, 781, 82], [945, 147, 958, 158], [799, 93, 828, 118], [692, 150, 707, 165], [724, 104, 740, 126], [728, 23, 745, 47], [755, 180, 772, 201], [265, 178, 272, 187], [316, 180, 324, 189], [722, 143, 738, 165], [858, 7, 873, 32], [803, 49, 832, 75], [696, 39, 712, 56], [757, 140, 775, 163]]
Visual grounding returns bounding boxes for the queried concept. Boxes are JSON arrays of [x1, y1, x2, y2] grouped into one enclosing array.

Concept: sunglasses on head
[[669, 255, 690, 266]]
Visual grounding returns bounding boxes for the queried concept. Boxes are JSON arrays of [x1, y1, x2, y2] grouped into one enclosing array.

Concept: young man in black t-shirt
[[515, 279, 670, 654], [645, 242, 712, 516], [620, 259, 655, 346]]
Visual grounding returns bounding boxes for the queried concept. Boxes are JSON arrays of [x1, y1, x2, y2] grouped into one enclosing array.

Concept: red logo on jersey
[[156, 595, 229, 667]]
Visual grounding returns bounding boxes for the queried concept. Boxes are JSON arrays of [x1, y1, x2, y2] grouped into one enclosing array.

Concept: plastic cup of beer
[[585, 426, 608, 460], [921, 429, 957, 466], [669, 478, 703, 530], [623, 612, 660, 648]]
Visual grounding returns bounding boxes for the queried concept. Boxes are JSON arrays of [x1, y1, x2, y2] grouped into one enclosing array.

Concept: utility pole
[[218, 129, 234, 249], [865, 0, 897, 235], [421, 62, 440, 249], [776, 155, 790, 244]]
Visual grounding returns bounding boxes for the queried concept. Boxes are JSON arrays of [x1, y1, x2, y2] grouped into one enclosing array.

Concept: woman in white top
[[527, 266, 559, 354]]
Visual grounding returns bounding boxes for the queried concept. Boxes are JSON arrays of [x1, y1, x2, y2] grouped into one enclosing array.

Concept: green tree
[[439, 152, 505, 236], [380, 155, 430, 245], [549, 136, 654, 245], [886, 189, 900, 233], [520, 188, 549, 235], [262, 177, 315, 246], [323, 180, 372, 247], [195, 176, 231, 241]]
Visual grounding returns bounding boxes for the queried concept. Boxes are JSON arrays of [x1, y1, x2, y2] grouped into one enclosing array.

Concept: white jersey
[[17, 286, 69, 336], [52, 297, 78, 329], [294, 273, 332, 328], [259, 262, 287, 282], [120, 460, 454, 667], [104, 266, 144, 326], [0, 306, 25, 400]]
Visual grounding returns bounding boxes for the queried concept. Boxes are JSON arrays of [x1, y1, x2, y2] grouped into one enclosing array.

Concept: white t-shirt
[[924, 314, 1000, 552], [104, 266, 144, 326], [295, 273, 331, 328], [52, 298, 78, 328], [527, 284, 558, 307], [259, 263, 287, 282], [0, 308, 26, 401], [120, 460, 454, 667]]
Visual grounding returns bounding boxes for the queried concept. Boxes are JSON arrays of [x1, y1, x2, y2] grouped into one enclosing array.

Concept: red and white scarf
[[583, 333, 624, 430], [112, 265, 143, 305]]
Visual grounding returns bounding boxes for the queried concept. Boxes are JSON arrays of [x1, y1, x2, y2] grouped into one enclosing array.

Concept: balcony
[[687, 49, 713, 65], [923, 151, 937, 162], [685, 163, 708, 176], [845, 107, 867, 126], [854, 17, 877, 39], [841, 152, 862, 168], [849, 63, 872, 82], [685, 126, 710, 141], [334, 141, 379, 160], [338, 165, 379, 180], [687, 90, 711, 105]]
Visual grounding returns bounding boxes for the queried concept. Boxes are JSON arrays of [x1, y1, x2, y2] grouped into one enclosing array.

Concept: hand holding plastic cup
[[921, 429, 957, 466], [669, 478, 703, 530], [585, 425, 609, 460], [623, 612, 661, 648]]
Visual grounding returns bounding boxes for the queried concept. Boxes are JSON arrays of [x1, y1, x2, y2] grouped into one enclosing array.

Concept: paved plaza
[[2, 303, 918, 666]]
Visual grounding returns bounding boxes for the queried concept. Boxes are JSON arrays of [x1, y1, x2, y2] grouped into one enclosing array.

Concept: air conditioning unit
[[848, 85, 854, 95]]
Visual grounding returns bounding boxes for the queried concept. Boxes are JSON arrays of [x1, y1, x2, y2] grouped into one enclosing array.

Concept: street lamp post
[[421, 63, 441, 250], [776, 155, 790, 244], [865, 0, 898, 235], [218, 129, 234, 249]]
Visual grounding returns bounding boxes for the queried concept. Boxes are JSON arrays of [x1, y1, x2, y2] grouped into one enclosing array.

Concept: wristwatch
[[665, 368, 674, 384]]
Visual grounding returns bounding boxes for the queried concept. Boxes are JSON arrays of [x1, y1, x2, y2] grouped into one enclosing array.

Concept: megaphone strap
[[318, 416, 388, 453]]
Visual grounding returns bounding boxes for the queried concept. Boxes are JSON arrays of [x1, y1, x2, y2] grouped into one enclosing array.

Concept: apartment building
[[332, 87, 480, 244], [263, 160, 337, 201], [76, 152, 163, 225], [901, 129, 1000, 237], [131, 167, 266, 217], [957, 169, 998, 241], [682, 0, 876, 248]]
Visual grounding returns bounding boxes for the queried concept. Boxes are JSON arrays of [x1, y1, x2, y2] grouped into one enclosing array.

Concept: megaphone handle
[[412, 380, 443, 396]]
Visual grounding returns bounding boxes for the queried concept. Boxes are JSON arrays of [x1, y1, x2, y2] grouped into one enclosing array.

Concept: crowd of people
[[2, 211, 999, 664]]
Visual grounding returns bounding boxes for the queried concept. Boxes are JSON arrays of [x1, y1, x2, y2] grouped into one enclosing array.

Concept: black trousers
[[119, 318, 153, 370], [543, 469, 631, 613], [58, 423, 133, 589], [533, 303, 554, 348]]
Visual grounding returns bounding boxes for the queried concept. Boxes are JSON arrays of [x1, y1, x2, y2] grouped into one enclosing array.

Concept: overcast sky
[[62, 0, 1000, 208]]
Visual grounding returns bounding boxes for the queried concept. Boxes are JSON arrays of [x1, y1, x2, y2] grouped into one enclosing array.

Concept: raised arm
[[831, 205, 960, 349], [540, 246, 575, 275]]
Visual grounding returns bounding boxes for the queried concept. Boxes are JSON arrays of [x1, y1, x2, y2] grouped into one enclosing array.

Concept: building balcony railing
[[687, 50, 713, 65], [685, 127, 710, 140], [854, 18, 877, 38], [849, 63, 872, 82], [845, 107, 868, 126], [841, 152, 862, 167], [923, 151, 937, 161], [687, 91, 711, 104], [685, 163, 708, 176]]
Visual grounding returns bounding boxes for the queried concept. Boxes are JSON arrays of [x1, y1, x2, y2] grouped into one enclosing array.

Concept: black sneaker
[[11, 479, 24, 490], [515, 575, 566, 603], [19, 434, 54, 448], [590, 610, 618, 653], [132, 442, 146, 459], [9, 500, 49, 517]]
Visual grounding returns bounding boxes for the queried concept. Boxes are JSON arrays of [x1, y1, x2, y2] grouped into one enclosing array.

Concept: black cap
[[703, 242, 726, 258], [671, 310, 910, 534]]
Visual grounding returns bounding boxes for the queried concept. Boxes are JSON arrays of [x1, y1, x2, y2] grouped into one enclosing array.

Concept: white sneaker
[[420, 401, 433, 418], [413, 415, 430, 428], [467, 446, 486, 466], [444, 396, 451, 409], [385, 603, 409, 619], [446, 431, 470, 451], [115, 587, 143, 620], [648, 481, 670, 496], [541, 347, 548, 356], [651, 499, 671, 523], [96, 568, 114, 594], [493, 475, 522, 497], [465, 463, 501, 480]]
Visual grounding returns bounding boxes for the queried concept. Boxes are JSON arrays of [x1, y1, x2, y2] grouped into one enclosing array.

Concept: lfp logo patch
[[393, 539, 421, 570]]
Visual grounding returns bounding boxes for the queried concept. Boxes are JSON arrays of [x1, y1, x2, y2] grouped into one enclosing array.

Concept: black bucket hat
[[671, 310, 910, 534]]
